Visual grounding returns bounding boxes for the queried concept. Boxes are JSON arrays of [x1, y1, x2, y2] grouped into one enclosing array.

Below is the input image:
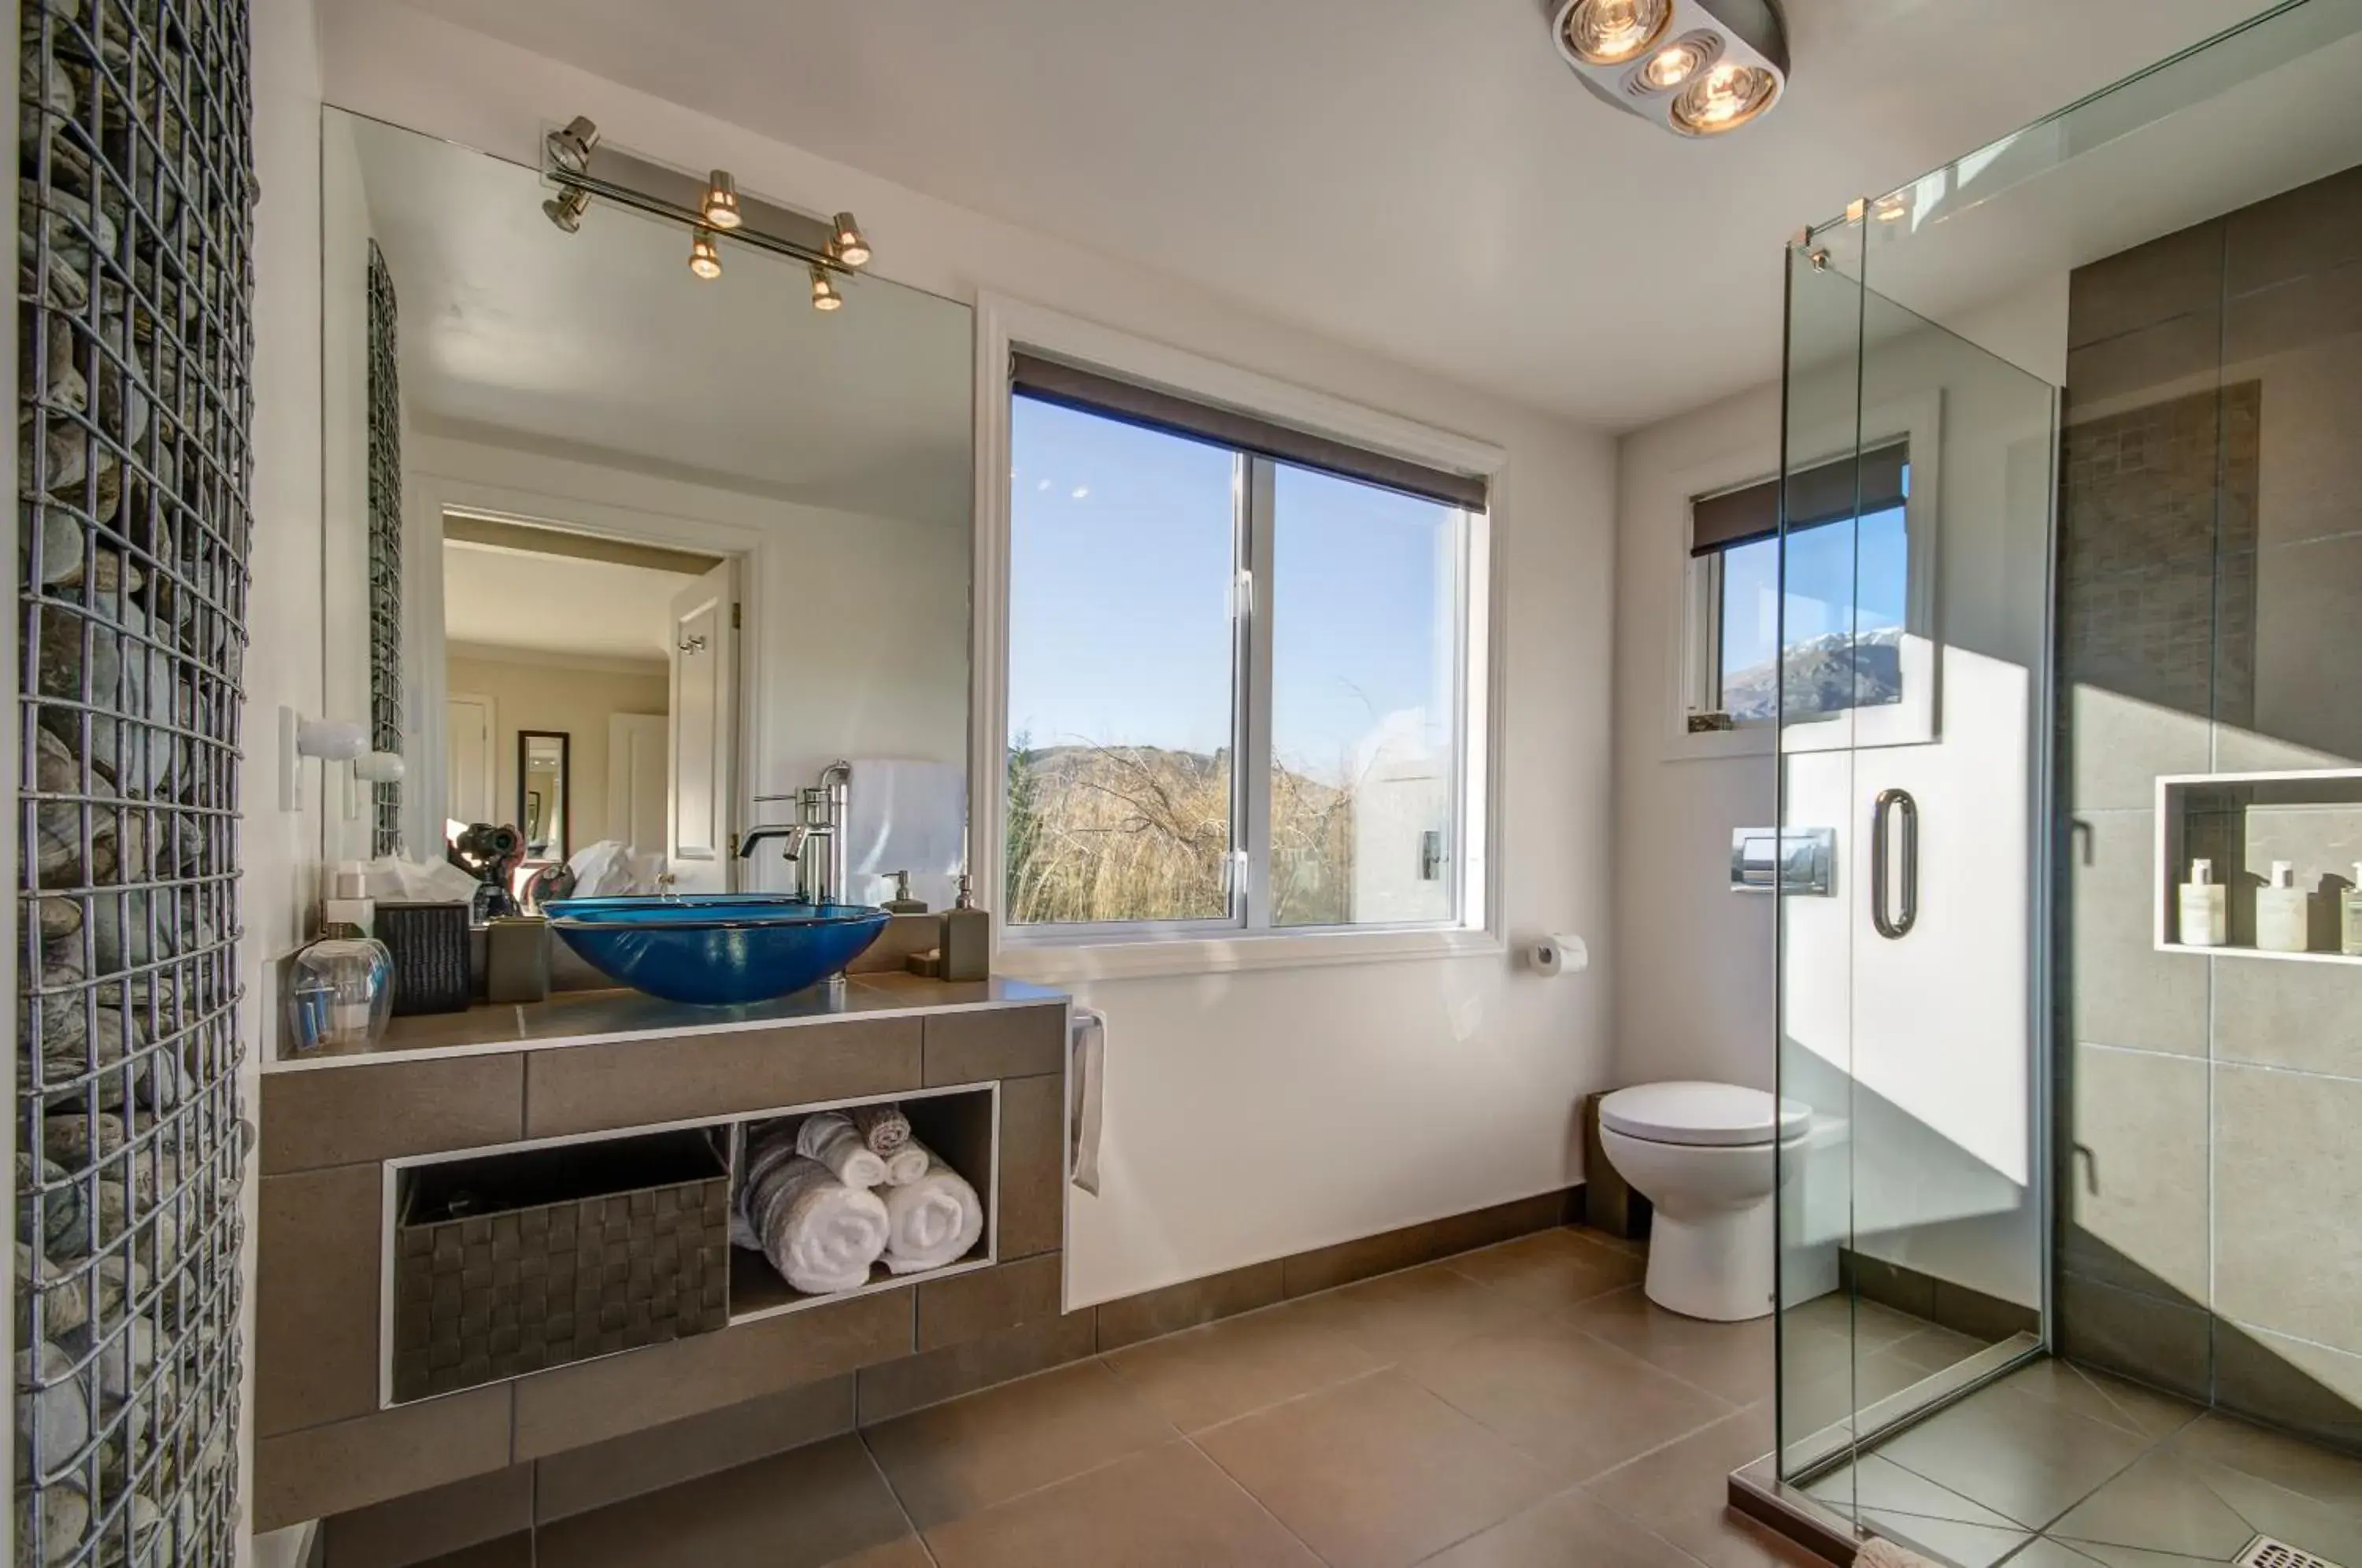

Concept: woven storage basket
[[393, 1129, 731, 1402]]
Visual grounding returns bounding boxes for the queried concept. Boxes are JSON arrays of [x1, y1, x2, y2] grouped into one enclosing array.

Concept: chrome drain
[[2239, 1537, 2344, 1568]]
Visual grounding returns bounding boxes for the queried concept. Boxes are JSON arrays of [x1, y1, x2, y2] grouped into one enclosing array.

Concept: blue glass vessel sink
[[540, 896, 892, 1006]]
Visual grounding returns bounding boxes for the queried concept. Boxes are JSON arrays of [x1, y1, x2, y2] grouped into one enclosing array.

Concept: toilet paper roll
[[1530, 934, 1586, 977]]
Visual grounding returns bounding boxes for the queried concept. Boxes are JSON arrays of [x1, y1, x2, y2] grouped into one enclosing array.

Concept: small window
[[1687, 444, 1911, 730], [1004, 358, 1486, 940]]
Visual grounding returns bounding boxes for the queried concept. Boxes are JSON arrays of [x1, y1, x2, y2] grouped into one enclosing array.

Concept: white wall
[[1612, 278, 2068, 1311], [246, 0, 327, 1561], [314, 0, 1620, 1311], [444, 648, 671, 855]]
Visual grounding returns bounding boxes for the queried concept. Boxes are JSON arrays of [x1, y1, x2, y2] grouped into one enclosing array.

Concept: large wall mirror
[[319, 108, 975, 907]]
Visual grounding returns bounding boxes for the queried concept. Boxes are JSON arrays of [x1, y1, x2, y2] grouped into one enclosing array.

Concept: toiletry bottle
[[322, 860, 376, 937], [882, 871, 928, 915], [2256, 860, 2310, 953], [2343, 863, 2362, 957], [942, 875, 990, 982], [2179, 858, 2227, 948]]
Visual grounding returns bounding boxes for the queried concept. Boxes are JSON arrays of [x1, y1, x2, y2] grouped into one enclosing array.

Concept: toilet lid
[[1599, 1082, 1810, 1148]]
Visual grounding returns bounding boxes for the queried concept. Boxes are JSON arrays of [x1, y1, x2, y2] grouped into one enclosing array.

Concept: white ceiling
[[443, 538, 697, 664], [343, 109, 972, 518], [400, 0, 2289, 430]]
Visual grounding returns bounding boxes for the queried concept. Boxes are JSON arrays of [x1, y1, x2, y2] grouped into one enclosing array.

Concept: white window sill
[[994, 926, 1506, 984]]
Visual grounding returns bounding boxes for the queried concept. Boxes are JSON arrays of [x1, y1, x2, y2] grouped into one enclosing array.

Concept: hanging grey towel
[[1069, 1007, 1105, 1196]]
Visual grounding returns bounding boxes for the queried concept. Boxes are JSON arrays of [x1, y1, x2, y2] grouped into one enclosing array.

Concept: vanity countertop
[[267, 972, 1068, 1073]]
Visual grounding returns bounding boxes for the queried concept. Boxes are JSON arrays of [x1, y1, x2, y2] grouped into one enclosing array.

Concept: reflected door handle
[[1871, 787, 1919, 940]]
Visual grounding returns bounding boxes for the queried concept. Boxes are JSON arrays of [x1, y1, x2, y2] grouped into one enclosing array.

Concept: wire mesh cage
[[365, 239, 399, 856], [18, 0, 254, 1560]]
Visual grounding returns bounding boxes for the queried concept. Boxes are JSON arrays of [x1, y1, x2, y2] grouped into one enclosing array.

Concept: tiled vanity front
[[252, 978, 1068, 1534]]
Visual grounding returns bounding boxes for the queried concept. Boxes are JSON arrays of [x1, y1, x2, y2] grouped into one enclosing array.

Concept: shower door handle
[[1871, 788, 1919, 940]]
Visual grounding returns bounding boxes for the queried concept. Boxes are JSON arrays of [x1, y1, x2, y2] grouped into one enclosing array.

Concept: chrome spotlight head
[[828, 212, 870, 268], [809, 264, 843, 312], [541, 187, 592, 234], [701, 170, 743, 230], [546, 115, 601, 173], [1548, 0, 1787, 138], [687, 229, 723, 281]]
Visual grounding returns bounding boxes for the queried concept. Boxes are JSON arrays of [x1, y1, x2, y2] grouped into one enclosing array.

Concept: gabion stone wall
[[18, 0, 254, 1560], [365, 239, 398, 856]]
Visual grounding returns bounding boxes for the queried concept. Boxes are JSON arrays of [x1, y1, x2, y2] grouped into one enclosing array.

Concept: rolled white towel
[[851, 1102, 912, 1155], [881, 1148, 984, 1274], [880, 1142, 930, 1187], [753, 1156, 890, 1296], [794, 1112, 887, 1189]]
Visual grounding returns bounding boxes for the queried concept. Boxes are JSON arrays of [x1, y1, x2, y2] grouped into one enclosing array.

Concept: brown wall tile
[[320, 1464, 531, 1568], [254, 1385, 513, 1534], [1094, 1261, 1285, 1354], [923, 1004, 1064, 1085], [995, 1072, 1064, 1260], [2226, 161, 2362, 296], [2066, 220, 2223, 349], [511, 1288, 911, 1458], [257, 1166, 385, 1437], [916, 1252, 1062, 1352], [532, 1375, 855, 1522], [2063, 310, 2222, 423], [2214, 1322, 2362, 1452], [523, 1019, 922, 1138], [261, 1056, 524, 1174], [855, 1309, 1100, 1426], [2056, 1272, 2212, 1403]]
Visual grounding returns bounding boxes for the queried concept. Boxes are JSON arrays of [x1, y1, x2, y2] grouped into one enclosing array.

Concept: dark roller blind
[[1690, 441, 1909, 557], [1011, 351, 1490, 512]]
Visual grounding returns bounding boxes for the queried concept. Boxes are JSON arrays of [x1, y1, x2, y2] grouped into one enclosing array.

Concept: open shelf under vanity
[[379, 1080, 1001, 1405]]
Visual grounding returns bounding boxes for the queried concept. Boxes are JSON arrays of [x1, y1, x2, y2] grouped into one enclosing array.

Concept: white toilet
[[1597, 1081, 1810, 1322]]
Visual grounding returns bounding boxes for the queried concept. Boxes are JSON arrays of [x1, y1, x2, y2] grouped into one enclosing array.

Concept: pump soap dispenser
[[2256, 860, 2310, 953], [2179, 859, 2227, 948]]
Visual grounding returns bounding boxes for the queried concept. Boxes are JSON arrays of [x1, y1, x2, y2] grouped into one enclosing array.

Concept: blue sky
[[1007, 396, 1457, 782], [1719, 502, 1909, 685]]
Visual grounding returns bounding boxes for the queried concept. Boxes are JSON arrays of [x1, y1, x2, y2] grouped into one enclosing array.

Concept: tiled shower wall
[[2057, 161, 2362, 1453]]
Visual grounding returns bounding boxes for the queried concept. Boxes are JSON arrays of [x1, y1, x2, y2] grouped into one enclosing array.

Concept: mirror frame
[[517, 729, 572, 862]]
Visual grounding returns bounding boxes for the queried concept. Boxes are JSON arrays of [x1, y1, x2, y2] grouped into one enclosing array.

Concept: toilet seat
[[1600, 1081, 1809, 1148]]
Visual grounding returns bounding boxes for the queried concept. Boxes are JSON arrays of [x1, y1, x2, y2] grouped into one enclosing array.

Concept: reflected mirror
[[319, 108, 974, 907], [518, 730, 570, 862]]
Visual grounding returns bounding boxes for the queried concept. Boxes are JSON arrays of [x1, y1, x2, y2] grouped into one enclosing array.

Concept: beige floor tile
[[1195, 1369, 1556, 1568], [409, 1538, 534, 1568], [1445, 1228, 1646, 1312], [1291, 1263, 1540, 1359], [2046, 1449, 2259, 1560], [827, 1540, 936, 1568], [1404, 1319, 1736, 1481], [2165, 1409, 2362, 1513], [1998, 1359, 2205, 1443], [2188, 1457, 2362, 1566], [1874, 1379, 2153, 1530], [1805, 1453, 2019, 1529], [1418, 1485, 1700, 1567], [2001, 1541, 2108, 1567], [1579, 1406, 1807, 1568], [527, 1434, 916, 1568], [1565, 1286, 1775, 1405], [2052, 1544, 2231, 1567], [862, 1360, 1176, 1530], [1781, 1294, 1935, 1352], [923, 1440, 1318, 1568], [1103, 1300, 1385, 1432], [1884, 1326, 1995, 1376]]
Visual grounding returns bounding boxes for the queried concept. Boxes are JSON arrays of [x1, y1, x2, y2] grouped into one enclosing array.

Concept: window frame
[[1664, 391, 1943, 763], [974, 296, 1505, 980]]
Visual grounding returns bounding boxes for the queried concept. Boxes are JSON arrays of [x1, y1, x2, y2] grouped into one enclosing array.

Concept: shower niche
[[2155, 769, 2362, 962]]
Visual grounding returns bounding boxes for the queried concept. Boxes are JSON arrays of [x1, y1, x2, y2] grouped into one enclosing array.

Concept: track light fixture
[[541, 186, 593, 234], [701, 170, 742, 230], [828, 213, 870, 268], [1548, 0, 1788, 137], [539, 113, 871, 307], [546, 115, 601, 173]]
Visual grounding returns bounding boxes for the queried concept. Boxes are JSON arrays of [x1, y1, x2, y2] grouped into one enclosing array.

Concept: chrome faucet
[[745, 760, 853, 905]]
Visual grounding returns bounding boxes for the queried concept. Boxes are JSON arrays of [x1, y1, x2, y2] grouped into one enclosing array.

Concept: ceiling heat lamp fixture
[[538, 115, 872, 309], [1549, 0, 1789, 137]]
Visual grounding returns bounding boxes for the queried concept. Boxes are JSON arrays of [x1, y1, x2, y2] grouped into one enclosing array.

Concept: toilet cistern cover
[[1599, 1081, 1810, 1147]]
